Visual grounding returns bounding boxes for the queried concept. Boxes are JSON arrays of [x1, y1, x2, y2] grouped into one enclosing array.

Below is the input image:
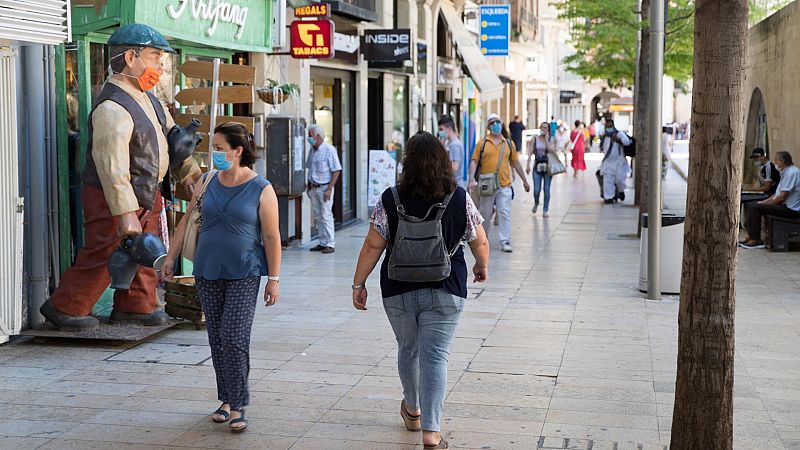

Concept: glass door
[[310, 68, 356, 226]]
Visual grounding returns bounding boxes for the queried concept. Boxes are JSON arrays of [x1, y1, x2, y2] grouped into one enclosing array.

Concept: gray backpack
[[387, 187, 460, 282]]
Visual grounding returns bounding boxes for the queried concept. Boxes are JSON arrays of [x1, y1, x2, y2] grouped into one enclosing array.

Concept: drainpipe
[[21, 45, 51, 327], [44, 45, 61, 286]]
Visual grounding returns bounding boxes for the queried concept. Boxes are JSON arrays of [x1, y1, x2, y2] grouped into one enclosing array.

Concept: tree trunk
[[670, 1, 748, 449], [634, 0, 651, 215]]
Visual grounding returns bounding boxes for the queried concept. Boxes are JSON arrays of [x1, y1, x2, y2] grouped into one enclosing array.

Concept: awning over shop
[[439, 2, 504, 102]]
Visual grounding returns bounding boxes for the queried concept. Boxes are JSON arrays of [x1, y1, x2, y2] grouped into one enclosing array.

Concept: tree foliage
[[555, 0, 795, 87], [749, 0, 793, 25], [554, 0, 695, 87]]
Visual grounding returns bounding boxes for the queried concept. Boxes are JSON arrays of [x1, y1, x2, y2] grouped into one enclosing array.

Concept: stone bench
[[767, 215, 800, 252]]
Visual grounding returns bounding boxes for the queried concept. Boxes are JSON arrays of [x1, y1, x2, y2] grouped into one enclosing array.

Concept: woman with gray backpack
[[352, 131, 489, 449]]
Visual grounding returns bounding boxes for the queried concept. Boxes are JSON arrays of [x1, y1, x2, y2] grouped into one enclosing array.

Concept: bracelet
[[352, 284, 365, 290], [267, 276, 280, 283]]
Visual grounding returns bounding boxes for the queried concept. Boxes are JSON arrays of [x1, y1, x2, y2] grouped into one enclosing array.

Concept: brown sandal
[[400, 400, 421, 431], [424, 438, 449, 449]]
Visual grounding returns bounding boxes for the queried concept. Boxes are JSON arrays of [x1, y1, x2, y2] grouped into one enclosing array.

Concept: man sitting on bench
[[745, 147, 780, 196], [740, 151, 800, 249]]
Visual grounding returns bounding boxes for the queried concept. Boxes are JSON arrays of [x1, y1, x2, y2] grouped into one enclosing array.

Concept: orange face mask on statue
[[111, 52, 161, 91], [134, 66, 161, 91]]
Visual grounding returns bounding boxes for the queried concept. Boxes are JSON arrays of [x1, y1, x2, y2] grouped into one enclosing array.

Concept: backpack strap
[[433, 191, 455, 221], [475, 138, 488, 180], [390, 187, 405, 214]]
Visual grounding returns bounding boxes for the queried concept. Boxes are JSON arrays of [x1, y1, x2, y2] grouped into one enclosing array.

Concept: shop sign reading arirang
[[167, 0, 249, 39], [134, 0, 271, 52], [290, 19, 335, 59]]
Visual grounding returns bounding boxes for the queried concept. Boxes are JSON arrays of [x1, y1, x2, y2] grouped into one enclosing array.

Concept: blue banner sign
[[479, 5, 510, 56]]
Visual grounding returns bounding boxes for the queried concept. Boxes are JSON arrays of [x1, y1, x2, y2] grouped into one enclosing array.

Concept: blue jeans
[[382, 288, 465, 432], [532, 170, 552, 211]]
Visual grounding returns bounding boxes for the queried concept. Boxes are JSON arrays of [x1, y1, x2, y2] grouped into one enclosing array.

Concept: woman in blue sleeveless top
[[164, 122, 281, 432]]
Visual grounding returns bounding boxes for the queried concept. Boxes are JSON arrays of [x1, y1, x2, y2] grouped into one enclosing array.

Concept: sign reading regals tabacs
[[361, 29, 412, 68], [290, 19, 335, 59]]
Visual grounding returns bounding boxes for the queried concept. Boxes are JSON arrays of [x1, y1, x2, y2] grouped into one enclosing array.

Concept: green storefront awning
[[71, 0, 273, 52]]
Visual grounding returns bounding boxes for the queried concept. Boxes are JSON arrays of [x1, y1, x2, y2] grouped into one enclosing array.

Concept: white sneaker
[[543, 211, 549, 218], [532, 204, 539, 214], [501, 241, 513, 253]]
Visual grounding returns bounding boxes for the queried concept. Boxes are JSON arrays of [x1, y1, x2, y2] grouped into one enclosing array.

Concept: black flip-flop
[[211, 406, 230, 423], [229, 410, 247, 432]]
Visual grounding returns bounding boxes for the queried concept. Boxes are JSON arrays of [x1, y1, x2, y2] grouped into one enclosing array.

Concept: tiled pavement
[[1, 154, 798, 449]]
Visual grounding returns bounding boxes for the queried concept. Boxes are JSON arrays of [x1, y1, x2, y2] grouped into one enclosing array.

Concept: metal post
[[647, 0, 665, 299], [208, 58, 221, 169]]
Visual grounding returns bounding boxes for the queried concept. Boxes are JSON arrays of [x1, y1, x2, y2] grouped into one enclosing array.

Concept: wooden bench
[[767, 215, 800, 252]]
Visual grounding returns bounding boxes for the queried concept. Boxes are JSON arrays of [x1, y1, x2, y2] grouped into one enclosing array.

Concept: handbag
[[181, 170, 218, 261], [547, 153, 566, 176], [477, 139, 508, 197]]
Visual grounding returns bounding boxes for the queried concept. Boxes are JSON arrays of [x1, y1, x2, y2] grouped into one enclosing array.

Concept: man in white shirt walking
[[599, 118, 632, 203], [306, 124, 342, 254]]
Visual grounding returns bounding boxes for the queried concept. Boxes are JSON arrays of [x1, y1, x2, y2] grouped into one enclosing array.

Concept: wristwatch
[[352, 284, 365, 290], [267, 276, 280, 283]]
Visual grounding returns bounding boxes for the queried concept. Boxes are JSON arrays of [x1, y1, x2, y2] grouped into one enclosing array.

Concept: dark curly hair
[[214, 122, 258, 169], [398, 131, 456, 201]]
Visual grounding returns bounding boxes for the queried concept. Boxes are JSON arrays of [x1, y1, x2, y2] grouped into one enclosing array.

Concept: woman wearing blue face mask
[[163, 122, 282, 433], [525, 122, 558, 217]]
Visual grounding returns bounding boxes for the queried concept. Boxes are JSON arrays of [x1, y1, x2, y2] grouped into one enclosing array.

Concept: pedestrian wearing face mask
[[164, 122, 282, 432], [525, 122, 558, 217], [468, 114, 530, 253], [599, 118, 632, 203], [746, 148, 781, 196], [306, 124, 342, 254], [438, 115, 466, 189], [38, 24, 203, 332]]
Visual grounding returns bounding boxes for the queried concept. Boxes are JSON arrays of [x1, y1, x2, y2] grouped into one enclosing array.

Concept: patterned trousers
[[196, 276, 260, 410]]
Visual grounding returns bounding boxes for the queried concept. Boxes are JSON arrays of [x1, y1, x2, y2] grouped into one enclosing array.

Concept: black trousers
[[746, 203, 800, 241]]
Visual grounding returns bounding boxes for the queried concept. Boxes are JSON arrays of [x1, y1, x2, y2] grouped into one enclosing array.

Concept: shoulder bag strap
[[571, 131, 581, 147], [495, 140, 506, 173], [602, 135, 614, 161]]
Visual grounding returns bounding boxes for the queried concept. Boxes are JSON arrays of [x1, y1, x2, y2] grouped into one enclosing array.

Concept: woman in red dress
[[570, 120, 587, 177]]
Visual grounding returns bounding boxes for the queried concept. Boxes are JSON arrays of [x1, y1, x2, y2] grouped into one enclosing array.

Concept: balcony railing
[[326, 0, 378, 22]]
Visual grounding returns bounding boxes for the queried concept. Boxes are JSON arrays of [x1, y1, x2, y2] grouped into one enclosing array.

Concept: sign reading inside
[[294, 3, 329, 18], [290, 19, 335, 59], [479, 5, 510, 56], [361, 29, 412, 66]]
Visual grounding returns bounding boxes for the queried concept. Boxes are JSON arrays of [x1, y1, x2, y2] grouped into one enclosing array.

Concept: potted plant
[[257, 79, 299, 105]]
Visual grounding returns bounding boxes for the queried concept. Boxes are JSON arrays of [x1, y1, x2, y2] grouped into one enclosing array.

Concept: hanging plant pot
[[256, 87, 288, 105], [257, 80, 299, 106]]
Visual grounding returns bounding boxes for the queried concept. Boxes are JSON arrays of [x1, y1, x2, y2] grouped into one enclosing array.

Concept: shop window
[[437, 14, 452, 58], [89, 43, 108, 102]]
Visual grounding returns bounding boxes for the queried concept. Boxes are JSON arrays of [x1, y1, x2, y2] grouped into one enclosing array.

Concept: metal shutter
[[0, 0, 71, 45]]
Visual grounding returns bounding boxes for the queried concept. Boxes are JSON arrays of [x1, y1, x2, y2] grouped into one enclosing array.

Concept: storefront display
[[56, 0, 273, 290]]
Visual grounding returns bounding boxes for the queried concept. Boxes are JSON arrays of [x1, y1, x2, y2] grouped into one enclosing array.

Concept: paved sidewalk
[[0, 157, 798, 449]]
